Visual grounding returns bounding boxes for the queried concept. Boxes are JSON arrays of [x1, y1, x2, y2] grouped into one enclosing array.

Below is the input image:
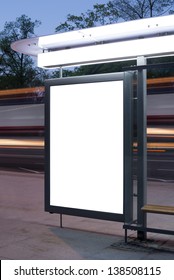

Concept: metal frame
[[124, 224, 174, 243], [123, 60, 174, 241], [136, 57, 147, 240], [45, 72, 133, 223], [123, 72, 134, 224], [123, 58, 148, 241]]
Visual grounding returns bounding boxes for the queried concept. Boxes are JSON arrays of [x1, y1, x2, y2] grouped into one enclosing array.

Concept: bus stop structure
[[11, 14, 174, 242]]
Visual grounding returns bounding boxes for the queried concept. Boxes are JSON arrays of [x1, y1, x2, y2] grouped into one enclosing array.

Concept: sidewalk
[[0, 169, 174, 260]]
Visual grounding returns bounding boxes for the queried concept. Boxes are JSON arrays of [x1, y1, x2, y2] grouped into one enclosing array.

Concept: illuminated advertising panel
[[45, 73, 130, 222]]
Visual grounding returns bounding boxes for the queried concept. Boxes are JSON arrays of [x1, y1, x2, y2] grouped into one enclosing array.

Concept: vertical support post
[[137, 56, 147, 240], [124, 72, 134, 225], [59, 66, 63, 228], [59, 67, 63, 78], [60, 213, 63, 228]]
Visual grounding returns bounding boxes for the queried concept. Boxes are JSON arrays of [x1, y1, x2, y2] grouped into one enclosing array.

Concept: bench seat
[[141, 204, 174, 215]]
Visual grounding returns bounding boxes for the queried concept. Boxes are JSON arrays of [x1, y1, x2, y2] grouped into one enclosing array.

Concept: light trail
[[0, 138, 44, 148]]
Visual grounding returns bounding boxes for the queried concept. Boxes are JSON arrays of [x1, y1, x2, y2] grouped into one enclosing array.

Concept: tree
[[110, 0, 174, 20], [55, 3, 119, 32], [0, 14, 49, 89], [55, 1, 174, 32]]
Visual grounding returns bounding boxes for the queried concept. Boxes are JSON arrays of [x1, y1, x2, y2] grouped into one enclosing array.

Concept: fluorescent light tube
[[37, 35, 174, 68]]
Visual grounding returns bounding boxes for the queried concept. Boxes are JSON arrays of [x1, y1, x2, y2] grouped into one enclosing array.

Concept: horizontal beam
[[124, 224, 174, 236]]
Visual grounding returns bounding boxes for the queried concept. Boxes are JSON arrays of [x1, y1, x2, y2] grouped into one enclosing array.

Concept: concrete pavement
[[0, 169, 174, 259]]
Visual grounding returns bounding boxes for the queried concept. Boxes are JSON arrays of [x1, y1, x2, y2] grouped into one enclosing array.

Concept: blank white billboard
[[49, 80, 124, 215]]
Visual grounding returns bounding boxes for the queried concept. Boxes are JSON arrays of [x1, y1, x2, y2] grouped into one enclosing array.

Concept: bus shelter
[[12, 14, 174, 241]]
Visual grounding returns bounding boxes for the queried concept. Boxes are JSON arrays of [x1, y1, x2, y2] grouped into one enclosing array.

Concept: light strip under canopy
[[37, 35, 174, 68]]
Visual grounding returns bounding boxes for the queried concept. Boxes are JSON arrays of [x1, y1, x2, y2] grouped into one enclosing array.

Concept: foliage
[[55, 1, 174, 32], [52, 68, 77, 78], [111, 0, 174, 20], [147, 56, 174, 78], [55, 3, 119, 32], [0, 15, 50, 89]]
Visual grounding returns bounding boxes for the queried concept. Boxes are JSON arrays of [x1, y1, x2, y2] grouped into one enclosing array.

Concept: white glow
[[11, 15, 174, 60], [38, 35, 174, 68], [50, 81, 124, 214], [38, 14, 174, 50]]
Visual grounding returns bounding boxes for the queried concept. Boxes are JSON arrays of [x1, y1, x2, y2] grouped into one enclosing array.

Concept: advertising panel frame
[[45, 72, 133, 223]]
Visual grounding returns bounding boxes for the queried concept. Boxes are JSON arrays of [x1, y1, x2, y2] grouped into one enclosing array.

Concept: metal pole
[[60, 67, 63, 78], [124, 72, 134, 225], [137, 56, 147, 240], [60, 66, 63, 227], [60, 213, 63, 228]]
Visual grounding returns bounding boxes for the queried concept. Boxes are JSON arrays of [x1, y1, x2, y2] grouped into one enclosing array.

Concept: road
[[0, 147, 44, 172], [147, 151, 174, 181], [133, 151, 174, 182], [0, 146, 173, 182]]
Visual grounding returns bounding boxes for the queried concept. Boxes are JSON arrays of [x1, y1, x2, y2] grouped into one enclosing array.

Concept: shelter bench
[[141, 204, 174, 215], [124, 204, 174, 243]]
